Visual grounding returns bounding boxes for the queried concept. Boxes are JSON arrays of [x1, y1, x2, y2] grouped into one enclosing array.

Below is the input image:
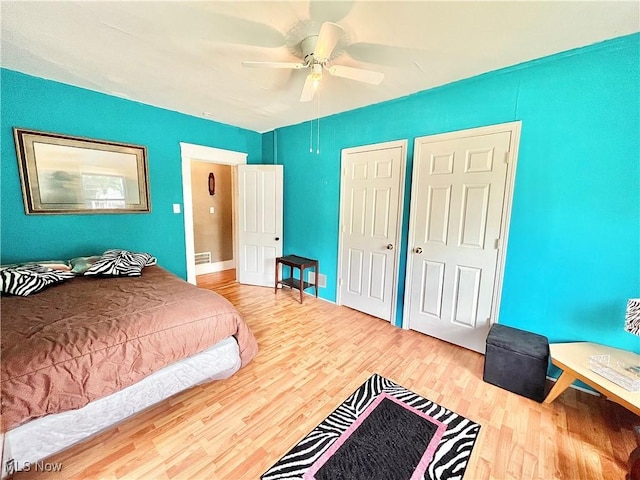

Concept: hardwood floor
[[17, 279, 638, 479], [197, 269, 236, 288]]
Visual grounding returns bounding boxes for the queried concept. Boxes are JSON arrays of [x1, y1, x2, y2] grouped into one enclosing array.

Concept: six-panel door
[[339, 141, 406, 321], [237, 164, 283, 287], [405, 128, 515, 353]]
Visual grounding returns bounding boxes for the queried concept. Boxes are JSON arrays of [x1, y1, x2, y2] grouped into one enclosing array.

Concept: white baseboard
[[305, 290, 335, 304], [277, 285, 335, 304], [195, 260, 235, 276]]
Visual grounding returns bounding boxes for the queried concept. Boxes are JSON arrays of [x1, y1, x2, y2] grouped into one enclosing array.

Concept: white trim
[[195, 260, 236, 276], [180, 142, 247, 285], [493, 121, 521, 330], [336, 139, 408, 325], [308, 292, 335, 305], [179, 143, 247, 165], [284, 289, 337, 305], [402, 121, 522, 330]]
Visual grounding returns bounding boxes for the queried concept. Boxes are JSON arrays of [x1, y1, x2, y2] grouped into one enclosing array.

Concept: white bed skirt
[[2, 336, 241, 477]]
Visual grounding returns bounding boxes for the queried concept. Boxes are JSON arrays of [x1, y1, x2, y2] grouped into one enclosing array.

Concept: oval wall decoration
[[208, 172, 215, 195]]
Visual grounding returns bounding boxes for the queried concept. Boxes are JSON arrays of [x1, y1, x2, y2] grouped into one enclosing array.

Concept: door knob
[[386, 244, 394, 250], [414, 247, 423, 254], [275, 237, 280, 241]]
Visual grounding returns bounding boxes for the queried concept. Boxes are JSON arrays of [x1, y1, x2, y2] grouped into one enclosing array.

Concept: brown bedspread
[[1, 265, 258, 431]]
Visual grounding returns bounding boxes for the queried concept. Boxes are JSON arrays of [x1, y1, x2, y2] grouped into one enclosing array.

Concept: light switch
[[209, 207, 215, 214], [173, 204, 181, 214]]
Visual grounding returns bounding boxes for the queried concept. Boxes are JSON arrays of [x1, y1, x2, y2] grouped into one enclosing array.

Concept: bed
[[1, 263, 258, 475]]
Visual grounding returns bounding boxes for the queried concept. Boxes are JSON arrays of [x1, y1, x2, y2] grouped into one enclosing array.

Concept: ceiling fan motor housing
[[301, 35, 320, 64]]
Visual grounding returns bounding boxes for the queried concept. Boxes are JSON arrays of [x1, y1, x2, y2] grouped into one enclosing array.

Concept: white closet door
[[338, 140, 407, 322], [404, 123, 520, 353]]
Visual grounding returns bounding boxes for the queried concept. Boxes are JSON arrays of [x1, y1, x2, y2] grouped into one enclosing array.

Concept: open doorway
[[180, 142, 247, 286], [190, 161, 235, 287]]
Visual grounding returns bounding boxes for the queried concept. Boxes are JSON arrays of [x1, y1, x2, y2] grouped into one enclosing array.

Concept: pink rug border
[[303, 392, 447, 480]]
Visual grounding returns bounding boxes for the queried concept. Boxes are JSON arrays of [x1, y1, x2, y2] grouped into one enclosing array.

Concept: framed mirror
[[13, 128, 150, 214]]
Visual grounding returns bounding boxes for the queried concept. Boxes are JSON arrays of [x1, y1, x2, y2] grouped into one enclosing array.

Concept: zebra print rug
[[261, 374, 480, 480]]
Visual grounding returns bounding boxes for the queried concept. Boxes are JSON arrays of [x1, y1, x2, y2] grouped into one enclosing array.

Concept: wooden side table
[[275, 255, 319, 304], [544, 342, 639, 415], [544, 342, 640, 479]]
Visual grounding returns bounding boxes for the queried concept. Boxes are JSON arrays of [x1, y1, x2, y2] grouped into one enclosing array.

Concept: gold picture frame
[[13, 128, 150, 214]]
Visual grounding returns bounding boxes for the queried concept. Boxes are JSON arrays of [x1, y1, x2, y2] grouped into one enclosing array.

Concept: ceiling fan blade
[[327, 65, 384, 85], [309, 1, 354, 23], [300, 75, 316, 102], [314, 22, 343, 61], [347, 42, 429, 67], [242, 61, 305, 69]]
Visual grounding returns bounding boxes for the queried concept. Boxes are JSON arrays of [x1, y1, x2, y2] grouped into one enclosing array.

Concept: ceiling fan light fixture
[[310, 63, 322, 89], [242, 21, 384, 102]]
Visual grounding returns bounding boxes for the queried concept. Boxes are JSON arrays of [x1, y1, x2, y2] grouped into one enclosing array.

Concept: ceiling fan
[[242, 22, 384, 102]]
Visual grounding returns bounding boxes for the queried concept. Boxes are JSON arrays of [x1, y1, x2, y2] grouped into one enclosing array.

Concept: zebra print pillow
[[625, 298, 640, 336], [84, 249, 157, 277], [0, 265, 75, 296]]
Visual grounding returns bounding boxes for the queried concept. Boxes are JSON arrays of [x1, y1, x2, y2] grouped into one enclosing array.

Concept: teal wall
[[1, 69, 262, 278], [271, 34, 640, 353], [2, 34, 638, 355]]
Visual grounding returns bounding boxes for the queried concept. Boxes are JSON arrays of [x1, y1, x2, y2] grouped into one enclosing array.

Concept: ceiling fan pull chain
[[316, 89, 321, 154], [309, 115, 313, 153]]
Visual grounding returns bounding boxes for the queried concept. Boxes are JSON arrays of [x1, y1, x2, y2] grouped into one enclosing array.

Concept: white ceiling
[[2, 1, 638, 133]]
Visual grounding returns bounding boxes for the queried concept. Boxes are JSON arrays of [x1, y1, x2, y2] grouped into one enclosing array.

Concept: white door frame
[[180, 142, 247, 285], [401, 121, 522, 330], [336, 139, 408, 324]]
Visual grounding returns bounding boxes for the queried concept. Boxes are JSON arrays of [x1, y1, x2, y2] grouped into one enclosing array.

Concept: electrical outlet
[[173, 203, 181, 214]]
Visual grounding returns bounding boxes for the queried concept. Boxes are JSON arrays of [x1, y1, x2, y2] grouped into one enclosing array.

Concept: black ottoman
[[483, 324, 549, 402]]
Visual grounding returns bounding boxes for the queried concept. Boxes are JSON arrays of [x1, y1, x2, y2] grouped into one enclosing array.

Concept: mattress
[[2, 336, 241, 477], [1, 265, 258, 431]]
